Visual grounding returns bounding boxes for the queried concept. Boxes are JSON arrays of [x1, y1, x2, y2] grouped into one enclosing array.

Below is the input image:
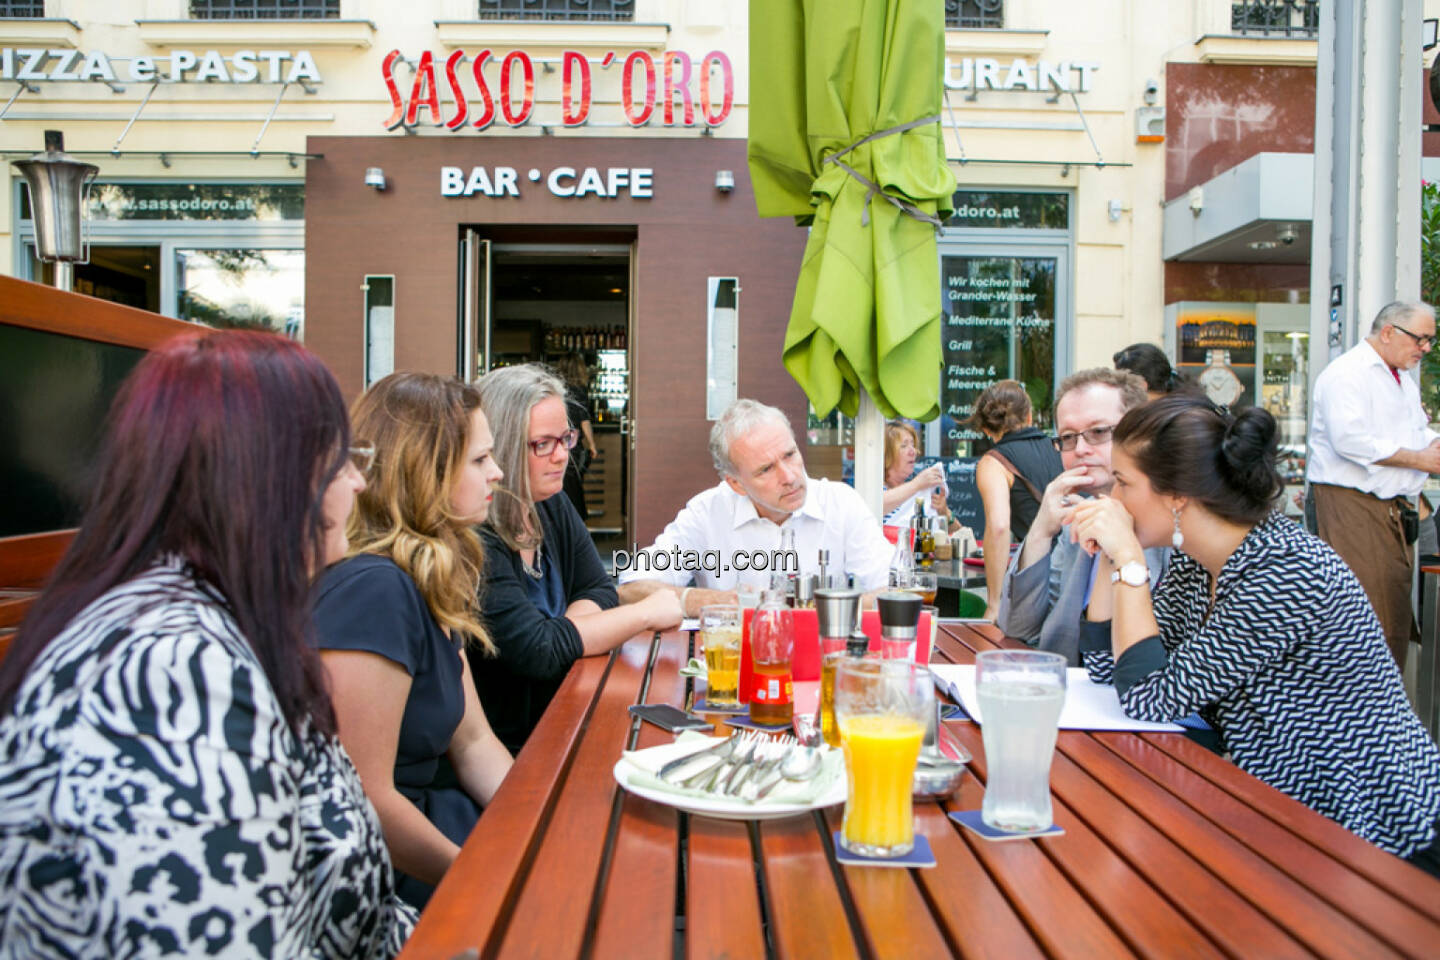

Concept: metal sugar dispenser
[[815, 588, 862, 748]]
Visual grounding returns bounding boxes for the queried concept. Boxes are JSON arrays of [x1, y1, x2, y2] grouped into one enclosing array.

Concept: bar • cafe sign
[[0, 47, 321, 84], [380, 48, 733, 130]]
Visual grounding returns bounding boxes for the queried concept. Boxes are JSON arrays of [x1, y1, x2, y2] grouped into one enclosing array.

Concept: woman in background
[[1071, 394, 1440, 875], [474, 364, 681, 752], [0, 331, 414, 957], [314, 372, 513, 908], [554, 353, 598, 523], [970, 380, 1064, 620], [1113, 342, 1189, 400], [881, 420, 952, 527]]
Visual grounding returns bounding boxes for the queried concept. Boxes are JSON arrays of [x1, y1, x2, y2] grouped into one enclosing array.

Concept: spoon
[[753, 746, 822, 801]]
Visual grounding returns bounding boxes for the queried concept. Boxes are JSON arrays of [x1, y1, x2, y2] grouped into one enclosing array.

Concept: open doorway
[[461, 237, 634, 561]]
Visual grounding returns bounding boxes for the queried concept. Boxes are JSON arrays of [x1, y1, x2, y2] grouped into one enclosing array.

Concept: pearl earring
[[1171, 508, 1184, 549]]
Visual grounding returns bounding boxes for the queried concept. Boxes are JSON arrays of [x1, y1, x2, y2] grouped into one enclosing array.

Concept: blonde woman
[[313, 372, 513, 909], [475, 364, 681, 752], [881, 420, 950, 525]]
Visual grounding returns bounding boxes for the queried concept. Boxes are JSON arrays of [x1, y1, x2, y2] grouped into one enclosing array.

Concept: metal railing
[[477, 0, 633, 22], [0, 0, 45, 16], [1231, 0, 1319, 38], [945, 0, 1003, 29], [189, 0, 339, 18]]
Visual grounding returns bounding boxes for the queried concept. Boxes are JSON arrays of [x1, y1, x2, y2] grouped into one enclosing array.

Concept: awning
[[1162, 151, 1312, 263]]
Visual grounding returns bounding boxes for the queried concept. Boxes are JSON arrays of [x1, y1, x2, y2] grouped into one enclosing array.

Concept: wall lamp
[[365, 167, 387, 191]]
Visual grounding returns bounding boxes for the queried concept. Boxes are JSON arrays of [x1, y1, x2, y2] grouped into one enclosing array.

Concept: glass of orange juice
[[835, 660, 934, 857]]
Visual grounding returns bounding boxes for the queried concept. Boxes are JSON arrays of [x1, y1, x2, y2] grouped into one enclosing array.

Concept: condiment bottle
[[815, 588, 861, 748], [749, 589, 794, 726], [876, 591, 922, 662], [932, 517, 953, 562]]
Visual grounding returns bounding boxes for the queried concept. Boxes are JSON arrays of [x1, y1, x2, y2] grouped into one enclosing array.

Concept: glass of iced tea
[[908, 571, 938, 606], [699, 604, 742, 706]]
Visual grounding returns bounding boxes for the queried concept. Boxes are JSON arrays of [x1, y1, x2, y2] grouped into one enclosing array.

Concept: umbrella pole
[[854, 390, 885, 520]]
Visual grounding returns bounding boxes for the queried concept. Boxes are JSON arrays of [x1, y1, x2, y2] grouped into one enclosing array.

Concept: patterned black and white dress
[[1081, 513, 1440, 857], [0, 559, 417, 958]]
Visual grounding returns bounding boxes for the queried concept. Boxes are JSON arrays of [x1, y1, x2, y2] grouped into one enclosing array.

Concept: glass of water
[[976, 649, 1067, 832]]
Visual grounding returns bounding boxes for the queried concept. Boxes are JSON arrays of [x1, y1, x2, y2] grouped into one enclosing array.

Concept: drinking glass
[[698, 604, 742, 706], [908, 571, 938, 606], [835, 660, 934, 857], [921, 605, 939, 663], [976, 650, 1067, 832]]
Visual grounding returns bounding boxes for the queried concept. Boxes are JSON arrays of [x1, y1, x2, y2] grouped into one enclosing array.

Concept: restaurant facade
[[5, 0, 1436, 541]]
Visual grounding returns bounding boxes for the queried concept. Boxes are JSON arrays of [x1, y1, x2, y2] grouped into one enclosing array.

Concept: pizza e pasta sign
[[380, 48, 734, 131]]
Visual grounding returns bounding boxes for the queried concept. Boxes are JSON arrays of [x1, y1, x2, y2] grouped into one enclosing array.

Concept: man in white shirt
[[1308, 300, 1440, 666], [616, 399, 894, 616]]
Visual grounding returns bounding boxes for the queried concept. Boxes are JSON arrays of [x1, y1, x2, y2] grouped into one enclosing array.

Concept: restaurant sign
[[381, 48, 733, 131], [0, 48, 321, 84]]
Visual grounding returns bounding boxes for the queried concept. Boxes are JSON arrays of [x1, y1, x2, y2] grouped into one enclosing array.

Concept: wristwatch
[[1109, 561, 1149, 588]]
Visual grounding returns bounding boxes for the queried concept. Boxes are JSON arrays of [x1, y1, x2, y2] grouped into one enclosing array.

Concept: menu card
[[930, 664, 1184, 733]]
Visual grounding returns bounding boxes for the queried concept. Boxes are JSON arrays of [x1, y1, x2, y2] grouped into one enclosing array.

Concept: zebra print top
[[0, 558, 416, 958], [1082, 513, 1440, 857]]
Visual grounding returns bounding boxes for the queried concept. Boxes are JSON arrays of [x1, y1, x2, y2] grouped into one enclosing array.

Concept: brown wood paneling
[[1163, 261, 1311, 304], [303, 136, 808, 547], [0, 275, 193, 350]]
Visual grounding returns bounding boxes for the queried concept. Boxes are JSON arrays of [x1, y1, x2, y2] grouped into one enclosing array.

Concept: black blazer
[[470, 494, 617, 753]]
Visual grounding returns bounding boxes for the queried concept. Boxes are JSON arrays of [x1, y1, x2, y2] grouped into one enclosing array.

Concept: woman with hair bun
[[1069, 393, 1440, 874], [1113, 342, 1188, 400]]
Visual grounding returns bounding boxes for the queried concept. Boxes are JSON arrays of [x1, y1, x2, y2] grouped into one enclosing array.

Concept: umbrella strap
[[822, 114, 945, 232]]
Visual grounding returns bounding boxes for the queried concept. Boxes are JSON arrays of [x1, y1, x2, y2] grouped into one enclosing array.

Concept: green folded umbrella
[[749, 0, 955, 421]]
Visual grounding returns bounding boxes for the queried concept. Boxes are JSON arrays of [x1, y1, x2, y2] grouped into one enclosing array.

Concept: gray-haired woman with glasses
[[473, 364, 682, 752]]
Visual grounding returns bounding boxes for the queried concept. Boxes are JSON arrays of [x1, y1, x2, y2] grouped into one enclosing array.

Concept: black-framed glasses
[[528, 429, 579, 457], [349, 443, 376, 476], [1391, 323, 1436, 350], [1052, 425, 1115, 452]]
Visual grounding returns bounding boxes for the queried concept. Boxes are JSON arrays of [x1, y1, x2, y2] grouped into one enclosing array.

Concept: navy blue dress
[[314, 553, 481, 909]]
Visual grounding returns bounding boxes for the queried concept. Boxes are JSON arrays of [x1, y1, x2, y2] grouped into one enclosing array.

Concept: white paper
[[930, 664, 1184, 733], [681, 618, 700, 632]]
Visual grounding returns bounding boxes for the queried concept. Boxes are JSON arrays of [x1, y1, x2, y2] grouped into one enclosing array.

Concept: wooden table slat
[[1062, 732, 1402, 959], [1135, 731, 1440, 921], [400, 651, 615, 959], [684, 818, 769, 960], [494, 637, 658, 960], [590, 635, 687, 960], [819, 807, 962, 960], [757, 814, 864, 960]]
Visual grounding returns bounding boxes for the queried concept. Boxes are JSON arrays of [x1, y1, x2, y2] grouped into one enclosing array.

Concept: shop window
[[477, 0, 633, 22], [1231, 0, 1319, 37], [0, 0, 44, 16], [945, 0, 1003, 29], [176, 249, 305, 339], [189, 0, 338, 19]]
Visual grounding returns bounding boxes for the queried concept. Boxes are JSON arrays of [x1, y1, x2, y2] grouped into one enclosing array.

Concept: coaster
[[831, 831, 936, 868], [724, 716, 794, 733], [939, 703, 969, 722], [949, 810, 1065, 842], [692, 698, 747, 715]]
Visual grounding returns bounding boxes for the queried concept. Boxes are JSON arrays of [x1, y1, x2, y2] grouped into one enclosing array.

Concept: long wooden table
[[401, 623, 1440, 959]]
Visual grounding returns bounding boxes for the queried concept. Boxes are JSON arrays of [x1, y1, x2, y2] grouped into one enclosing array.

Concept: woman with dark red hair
[[0, 331, 415, 957]]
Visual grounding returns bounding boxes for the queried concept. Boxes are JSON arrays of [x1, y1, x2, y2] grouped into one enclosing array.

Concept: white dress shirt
[[618, 477, 894, 591], [1307, 339, 1438, 499]]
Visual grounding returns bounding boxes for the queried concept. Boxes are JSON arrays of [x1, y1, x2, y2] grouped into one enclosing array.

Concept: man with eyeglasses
[[617, 399, 894, 615], [995, 368, 1169, 664], [1308, 300, 1440, 668]]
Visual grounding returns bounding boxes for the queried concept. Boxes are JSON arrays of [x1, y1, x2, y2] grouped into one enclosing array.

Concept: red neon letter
[[620, 50, 656, 126], [499, 51, 534, 126], [381, 49, 405, 130], [561, 50, 591, 127], [443, 50, 469, 130], [404, 50, 441, 127], [662, 51, 694, 126], [699, 51, 733, 127], [470, 49, 496, 130]]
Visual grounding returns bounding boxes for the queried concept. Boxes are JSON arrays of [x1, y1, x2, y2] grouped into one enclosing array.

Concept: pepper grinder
[[876, 591, 922, 662]]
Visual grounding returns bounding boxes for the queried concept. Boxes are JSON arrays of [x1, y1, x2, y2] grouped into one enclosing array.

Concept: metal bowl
[[912, 757, 966, 798]]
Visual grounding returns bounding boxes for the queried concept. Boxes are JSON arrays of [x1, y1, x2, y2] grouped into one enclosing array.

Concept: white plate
[[612, 739, 846, 821]]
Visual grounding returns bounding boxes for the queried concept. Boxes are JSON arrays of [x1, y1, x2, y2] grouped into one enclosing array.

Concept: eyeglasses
[[1391, 323, 1436, 350], [1052, 425, 1115, 452], [528, 429, 579, 457], [348, 443, 376, 476]]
